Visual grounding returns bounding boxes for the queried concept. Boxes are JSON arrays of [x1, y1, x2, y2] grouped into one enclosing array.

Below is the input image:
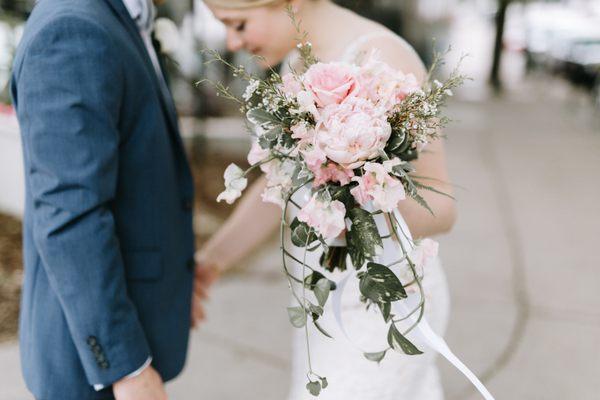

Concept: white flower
[[154, 18, 181, 56], [296, 90, 319, 119], [243, 80, 260, 101], [217, 163, 248, 204]]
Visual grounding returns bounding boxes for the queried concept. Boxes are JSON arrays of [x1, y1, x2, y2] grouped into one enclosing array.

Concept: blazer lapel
[[102, 0, 180, 138], [102, 0, 194, 200]]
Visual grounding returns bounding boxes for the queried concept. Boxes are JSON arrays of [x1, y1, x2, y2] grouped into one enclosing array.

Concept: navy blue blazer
[[10, 0, 196, 398]]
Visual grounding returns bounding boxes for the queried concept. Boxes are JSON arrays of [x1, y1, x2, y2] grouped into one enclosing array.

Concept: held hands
[[191, 250, 221, 328], [113, 365, 167, 400]]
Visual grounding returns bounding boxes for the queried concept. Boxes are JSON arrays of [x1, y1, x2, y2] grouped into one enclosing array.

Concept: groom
[[10, 0, 213, 399]]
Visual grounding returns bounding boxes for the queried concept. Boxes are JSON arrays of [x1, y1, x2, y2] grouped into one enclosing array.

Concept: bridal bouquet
[[207, 42, 464, 396]]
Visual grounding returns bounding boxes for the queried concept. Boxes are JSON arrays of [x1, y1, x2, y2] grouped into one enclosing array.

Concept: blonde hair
[[203, 0, 285, 9]]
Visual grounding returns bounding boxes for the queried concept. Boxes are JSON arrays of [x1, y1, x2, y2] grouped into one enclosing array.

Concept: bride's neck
[[297, 1, 349, 61]]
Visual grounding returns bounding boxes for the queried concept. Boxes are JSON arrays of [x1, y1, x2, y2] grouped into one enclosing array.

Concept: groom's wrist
[[93, 357, 152, 391]]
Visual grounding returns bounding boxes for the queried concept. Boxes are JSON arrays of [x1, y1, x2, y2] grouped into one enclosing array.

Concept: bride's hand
[[190, 251, 221, 328]]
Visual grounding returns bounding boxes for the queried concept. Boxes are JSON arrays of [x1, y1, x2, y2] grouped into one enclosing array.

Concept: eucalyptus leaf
[[387, 324, 423, 355], [314, 278, 331, 307], [306, 381, 321, 396], [313, 320, 333, 339], [359, 262, 407, 303], [287, 306, 307, 328], [246, 107, 280, 125], [320, 377, 329, 389], [364, 350, 387, 363]]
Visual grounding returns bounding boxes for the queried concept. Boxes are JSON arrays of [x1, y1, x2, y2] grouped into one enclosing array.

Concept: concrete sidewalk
[[1, 78, 598, 399]]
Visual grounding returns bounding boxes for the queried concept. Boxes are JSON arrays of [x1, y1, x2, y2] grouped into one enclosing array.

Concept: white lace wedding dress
[[283, 31, 451, 400]]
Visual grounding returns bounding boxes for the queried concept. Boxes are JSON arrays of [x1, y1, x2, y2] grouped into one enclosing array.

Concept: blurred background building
[[1, 1, 599, 399]]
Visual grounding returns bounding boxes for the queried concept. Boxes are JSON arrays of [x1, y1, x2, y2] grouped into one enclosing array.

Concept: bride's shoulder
[[345, 21, 427, 82]]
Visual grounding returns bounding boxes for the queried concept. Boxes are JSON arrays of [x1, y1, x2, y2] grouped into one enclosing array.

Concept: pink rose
[[315, 97, 391, 169], [304, 62, 360, 107], [298, 194, 347, 240]]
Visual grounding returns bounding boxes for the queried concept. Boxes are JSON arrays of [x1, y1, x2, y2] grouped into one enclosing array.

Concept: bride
[[195, 0, 456, 398]]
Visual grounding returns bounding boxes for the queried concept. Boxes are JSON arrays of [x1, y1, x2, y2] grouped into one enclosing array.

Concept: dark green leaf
[[329, 185, 355, 209], [347, 208, 383, 262], [359, 263, 407, 303], [378, 301, 392, 323], [364, 350, 387, 363], [290, 218, 318, 248], [287, 306, 307, 328], [387, 324, 423, 355], [314, 278, 331, 307]]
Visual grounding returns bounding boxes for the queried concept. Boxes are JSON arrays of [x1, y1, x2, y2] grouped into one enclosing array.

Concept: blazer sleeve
[[14, 15, 152, 387]]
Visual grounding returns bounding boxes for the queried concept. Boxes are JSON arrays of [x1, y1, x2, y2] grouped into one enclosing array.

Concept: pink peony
[[298, 194, 347, 240], [350, 159, 406, 212], [357, 54, 421, 111], [304, 62, 360, 107], [315, 97, 391, 169]]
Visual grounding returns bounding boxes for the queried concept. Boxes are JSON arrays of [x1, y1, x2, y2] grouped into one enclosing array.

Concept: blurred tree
[[490, 0, 511, 92]]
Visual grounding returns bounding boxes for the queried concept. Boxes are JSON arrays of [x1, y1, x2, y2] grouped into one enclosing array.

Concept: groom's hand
[[191, 253, 220, 328], [113, 365, 167, 400]]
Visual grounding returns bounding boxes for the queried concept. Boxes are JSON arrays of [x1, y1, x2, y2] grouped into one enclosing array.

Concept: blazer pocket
[[123, 250, 163, 281]]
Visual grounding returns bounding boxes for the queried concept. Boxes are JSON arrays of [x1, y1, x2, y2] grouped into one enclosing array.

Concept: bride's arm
[[197, 175, 281, 273], [364, 35, 457, 238]]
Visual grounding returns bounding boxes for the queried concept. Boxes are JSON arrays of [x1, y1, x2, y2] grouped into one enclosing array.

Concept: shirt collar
[[122, 0, 155, 34]]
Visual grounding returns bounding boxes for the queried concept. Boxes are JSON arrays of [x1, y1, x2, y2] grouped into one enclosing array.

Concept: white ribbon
[[331, 208, 495, 400]]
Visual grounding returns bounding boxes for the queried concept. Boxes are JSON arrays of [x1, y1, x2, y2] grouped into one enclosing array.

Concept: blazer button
[[87, 336, 98, 346]]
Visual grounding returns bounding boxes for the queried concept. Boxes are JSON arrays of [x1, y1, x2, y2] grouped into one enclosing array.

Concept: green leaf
[[364, 350, 387, 363], [378, 301, 392, 323], [246, 107, 280, 125], [320, 377, 329, 389], [329, 185, 355, 209], [314, 278, 331, 307], [287, 306, 307, 328], [313, 320, 333, 339], [308, 302, 323, 318], [306, 381, 321, 396], [304, 271, 337, 291], [347, 208, 383, 263], [290, 218, 318, 248], [346, 229, 366, 269], [359, 263, 407, 303], [387, 324, 423, 355]]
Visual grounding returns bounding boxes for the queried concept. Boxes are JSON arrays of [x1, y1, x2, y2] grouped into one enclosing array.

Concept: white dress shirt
[[92, 0, 158, 389]]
